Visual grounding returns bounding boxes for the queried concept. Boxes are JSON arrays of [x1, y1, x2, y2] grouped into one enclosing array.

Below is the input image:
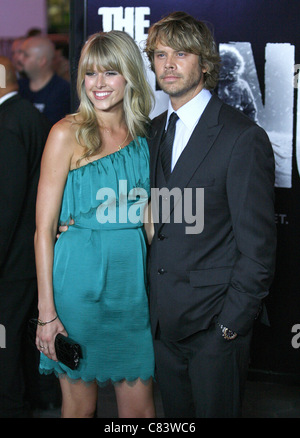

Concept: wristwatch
[[217, 323, 238, 340]]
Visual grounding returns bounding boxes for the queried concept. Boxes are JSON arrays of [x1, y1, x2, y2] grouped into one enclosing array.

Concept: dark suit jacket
[[148, 93, 276, 341], [0, 94, 50, 280]]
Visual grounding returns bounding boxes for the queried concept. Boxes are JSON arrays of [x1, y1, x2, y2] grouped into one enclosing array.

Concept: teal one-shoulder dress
[[39, 137, 155, 386]]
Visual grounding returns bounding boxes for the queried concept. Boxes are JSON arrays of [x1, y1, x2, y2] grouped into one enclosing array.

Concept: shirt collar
[[167, 88, 212, 130], [0, 91, 18, 106]]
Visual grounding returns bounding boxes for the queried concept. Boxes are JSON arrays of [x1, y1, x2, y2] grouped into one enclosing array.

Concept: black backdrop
[[70, 0, 300, 381]]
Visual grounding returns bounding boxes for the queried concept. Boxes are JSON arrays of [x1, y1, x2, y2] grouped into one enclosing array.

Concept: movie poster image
[[218, 42, 295, 188]]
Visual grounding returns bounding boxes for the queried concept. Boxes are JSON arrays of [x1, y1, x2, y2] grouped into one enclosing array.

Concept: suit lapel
[[149, 111, 167, 189], [168, 94, 223, 191], [149, 94, 224, 228]]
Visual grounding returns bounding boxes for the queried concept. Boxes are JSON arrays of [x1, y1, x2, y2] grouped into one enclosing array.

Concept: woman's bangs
[[85, 40, 121, 73]]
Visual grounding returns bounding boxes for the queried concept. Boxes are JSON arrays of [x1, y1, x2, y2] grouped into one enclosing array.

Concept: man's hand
[[56, 218, 74, 239]]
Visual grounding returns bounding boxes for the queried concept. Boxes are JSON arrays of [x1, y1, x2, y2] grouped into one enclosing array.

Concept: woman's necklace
[[102, 127, 130, 151], [117, 130, 129, 151]]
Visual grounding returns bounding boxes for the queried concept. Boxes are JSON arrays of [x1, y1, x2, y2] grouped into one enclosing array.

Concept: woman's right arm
[[34, 120, 74, 361]]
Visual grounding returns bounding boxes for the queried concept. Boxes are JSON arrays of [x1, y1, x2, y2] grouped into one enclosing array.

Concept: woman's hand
[[36, 315, 68, 362]]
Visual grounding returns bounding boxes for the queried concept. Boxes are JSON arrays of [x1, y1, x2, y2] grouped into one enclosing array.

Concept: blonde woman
[[34, 31, 155, 418]]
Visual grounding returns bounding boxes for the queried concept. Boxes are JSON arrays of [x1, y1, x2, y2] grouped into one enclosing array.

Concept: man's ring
[[40, 345, 44, 349]]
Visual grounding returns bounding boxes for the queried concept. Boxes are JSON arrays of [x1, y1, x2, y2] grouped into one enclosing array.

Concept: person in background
[[0, 56, 51, 418], [18, 35, 70, 126], [34, 31, 155, 418], [10, 37, 26, 78], [26, 28, 42, 37], [53, 41, 70, 82], [144, 11, 276, 418]]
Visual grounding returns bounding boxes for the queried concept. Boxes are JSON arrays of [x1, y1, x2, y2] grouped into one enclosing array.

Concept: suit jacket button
[[158, 268, 166, 275], [158, 233, 166, 240]]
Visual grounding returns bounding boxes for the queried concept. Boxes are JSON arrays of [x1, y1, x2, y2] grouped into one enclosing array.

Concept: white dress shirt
[[165, 89, 212, 171]]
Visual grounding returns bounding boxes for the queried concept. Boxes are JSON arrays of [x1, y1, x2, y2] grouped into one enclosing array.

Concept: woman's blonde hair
[[145, 11, 220, 91], [74, 30, 154, 161]]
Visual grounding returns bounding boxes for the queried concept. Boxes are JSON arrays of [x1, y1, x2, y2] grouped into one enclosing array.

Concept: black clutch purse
[[28, 319, 83, 370], [54, 333, 83, 370]]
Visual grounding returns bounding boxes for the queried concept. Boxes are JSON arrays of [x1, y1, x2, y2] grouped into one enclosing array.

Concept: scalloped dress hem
[[39, 367, 155, 388]]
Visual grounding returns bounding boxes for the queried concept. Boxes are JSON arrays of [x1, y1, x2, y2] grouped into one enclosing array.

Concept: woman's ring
[[39, 345, 44, 349]]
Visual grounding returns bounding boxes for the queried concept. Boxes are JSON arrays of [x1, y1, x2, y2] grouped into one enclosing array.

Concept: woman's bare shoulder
[[42, 116, 82, 166], [49, 115, 79, 140]]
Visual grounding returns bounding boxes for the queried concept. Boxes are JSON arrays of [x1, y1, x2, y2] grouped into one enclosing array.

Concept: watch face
[[223, 328, 237, 340], [217, 323, 237, 340]]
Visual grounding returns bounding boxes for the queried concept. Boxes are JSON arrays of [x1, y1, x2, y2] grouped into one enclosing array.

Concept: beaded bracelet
[[37, 315, 58, 326]]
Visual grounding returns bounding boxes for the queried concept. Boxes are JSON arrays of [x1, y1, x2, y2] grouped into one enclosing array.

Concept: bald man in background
[[0, 57, 51, 417], [18, 36, 70, 125]]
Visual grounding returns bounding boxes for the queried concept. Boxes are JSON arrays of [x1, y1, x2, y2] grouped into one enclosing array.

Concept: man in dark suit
[[145, 12, 276, 417], [0, 56, 50, 417]]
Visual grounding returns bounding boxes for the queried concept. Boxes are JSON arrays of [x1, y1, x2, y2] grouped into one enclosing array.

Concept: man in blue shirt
[[18, 36, 71, 126]]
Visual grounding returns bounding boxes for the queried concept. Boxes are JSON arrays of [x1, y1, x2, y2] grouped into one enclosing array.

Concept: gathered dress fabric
[[39, 137, 155, 386]]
